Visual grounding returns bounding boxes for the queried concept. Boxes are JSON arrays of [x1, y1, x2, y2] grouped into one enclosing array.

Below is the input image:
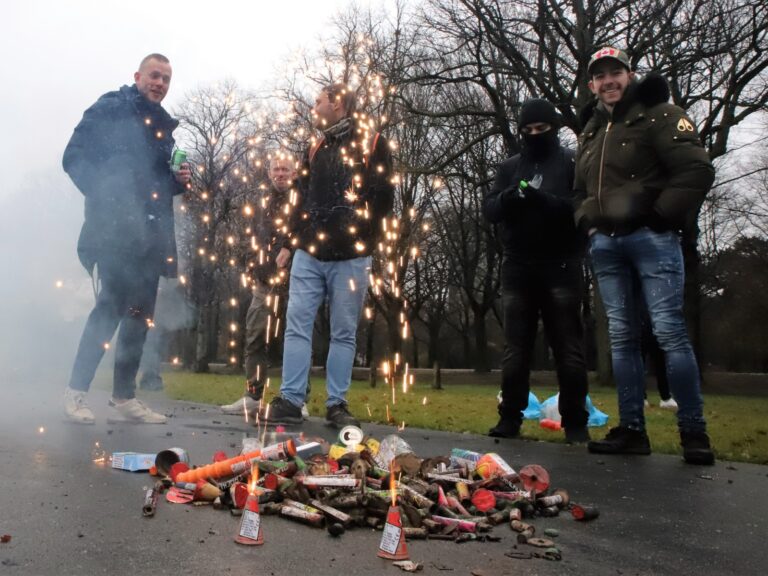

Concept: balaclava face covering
[[518, 98, 561, 159]]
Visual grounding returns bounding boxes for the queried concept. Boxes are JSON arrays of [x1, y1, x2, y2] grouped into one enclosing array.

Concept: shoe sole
[[325, 420, 360, 429], [221, 408, 258, 416], [63, 416, 95, 425], [588, 444, 651, 455], [488, 431, 520, 439], [262, 416, 303, 426], [106, 417, 166, 425], [683, 452, 715, 465]]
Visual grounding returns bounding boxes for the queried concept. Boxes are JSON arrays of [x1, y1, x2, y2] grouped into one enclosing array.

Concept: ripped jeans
[[589, 228, 707, 433]]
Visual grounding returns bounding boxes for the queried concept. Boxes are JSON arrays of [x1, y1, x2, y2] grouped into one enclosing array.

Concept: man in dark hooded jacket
[[575, 47, 715, 465], [62, 53, 190, 425], [483, 98, 590, 443]]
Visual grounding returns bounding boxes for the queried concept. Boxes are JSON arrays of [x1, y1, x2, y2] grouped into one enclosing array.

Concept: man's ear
[[588, 79, 597, 96], [134, 71, 141, 84]]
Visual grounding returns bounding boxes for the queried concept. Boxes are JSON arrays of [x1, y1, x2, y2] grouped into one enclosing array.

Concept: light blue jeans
[[280, 249, 371, 408], [589, 228, 707, 433]]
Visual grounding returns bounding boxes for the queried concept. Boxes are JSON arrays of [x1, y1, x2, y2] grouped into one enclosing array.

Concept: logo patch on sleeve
[[677, 118, 695, 132]]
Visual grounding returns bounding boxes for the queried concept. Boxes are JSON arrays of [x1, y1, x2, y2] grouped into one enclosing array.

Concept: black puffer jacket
[[292, 123, 395, 261], [575, 73, 714, 236], [484, 145, 584, 260], [63, 84, 183, 275]]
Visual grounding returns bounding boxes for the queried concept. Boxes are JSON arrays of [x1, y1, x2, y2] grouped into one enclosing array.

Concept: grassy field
[[158, 370, 768, 465]]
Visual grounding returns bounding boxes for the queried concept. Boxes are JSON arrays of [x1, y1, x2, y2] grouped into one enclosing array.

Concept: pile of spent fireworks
[[139, 429, 597, 561]]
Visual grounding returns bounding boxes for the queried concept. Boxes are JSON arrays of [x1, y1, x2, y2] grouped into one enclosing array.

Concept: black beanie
[[518, 98, 561, 131]]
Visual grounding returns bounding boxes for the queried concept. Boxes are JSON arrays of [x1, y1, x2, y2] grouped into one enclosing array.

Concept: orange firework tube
[[176, 439, 296, 483]]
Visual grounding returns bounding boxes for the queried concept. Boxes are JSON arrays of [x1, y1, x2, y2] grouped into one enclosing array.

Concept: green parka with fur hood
[[574, 73, 714, 236]]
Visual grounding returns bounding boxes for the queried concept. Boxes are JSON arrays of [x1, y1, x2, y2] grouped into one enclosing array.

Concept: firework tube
[[142, 487, 158, 517], [279, 505, 325, 527], [400, 484, 434, 509], [492, 489, 532, 502], [309, 499, 353, 526], [282, 499, 321, 514], [538, 489, 570, 508], [571, 503, 600, 521], [301, 475, 360, 488], [431, 515, 478, 533], [176, 439, 296, 483]]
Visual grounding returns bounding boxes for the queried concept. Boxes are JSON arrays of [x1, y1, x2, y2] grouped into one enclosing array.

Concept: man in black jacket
[[62, 54, 190, 424], [262, 83, 394, 428], [483, 98, 589, 442]]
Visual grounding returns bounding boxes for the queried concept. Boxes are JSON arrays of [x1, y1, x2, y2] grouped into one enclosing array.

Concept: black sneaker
[[588, 426, 651, 455], [488, 417, 521, 439], [325, 403, 360, 428], [681, 430, 715, 465], [261, 397, 302, 426], [565, 426, 591, 444]]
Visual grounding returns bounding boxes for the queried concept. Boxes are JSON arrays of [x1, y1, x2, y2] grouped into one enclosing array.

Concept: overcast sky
[[0, 0, 390, 378], [0, 0, 390, 197]]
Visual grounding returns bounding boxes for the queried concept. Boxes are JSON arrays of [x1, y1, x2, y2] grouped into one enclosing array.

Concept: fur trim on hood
[[579, 72, 671, 127]]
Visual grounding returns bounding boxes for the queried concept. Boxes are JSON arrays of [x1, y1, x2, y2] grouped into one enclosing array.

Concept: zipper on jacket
[[597, 121, 612, 217]]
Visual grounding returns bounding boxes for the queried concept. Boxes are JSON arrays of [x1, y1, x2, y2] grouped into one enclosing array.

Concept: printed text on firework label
[[239, 509, 261, 540], [380, 523, 401, 555]]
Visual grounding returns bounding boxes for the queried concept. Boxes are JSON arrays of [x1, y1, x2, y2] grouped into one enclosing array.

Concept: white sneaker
[[496, 390, 503, 404], [220, 396, 260, 416], [659, 397, 678, 410], [301, 403, 310, 419], [64, 388, 95, 424], [644, 399, 650, 408], [110, 398, 167, 424]]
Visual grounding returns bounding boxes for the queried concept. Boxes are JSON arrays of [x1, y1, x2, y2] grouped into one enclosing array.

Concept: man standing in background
[[220, 154, 309, 419]]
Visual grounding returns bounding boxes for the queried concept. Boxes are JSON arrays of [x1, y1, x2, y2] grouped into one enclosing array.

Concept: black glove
[[500, 183, 525, 212]]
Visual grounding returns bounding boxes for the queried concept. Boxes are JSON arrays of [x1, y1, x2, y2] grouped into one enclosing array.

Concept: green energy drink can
[[171, 149, 187, 172]]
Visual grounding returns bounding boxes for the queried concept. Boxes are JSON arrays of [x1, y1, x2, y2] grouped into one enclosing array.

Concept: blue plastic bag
[[522, 392, 541, 420], [536, 393, 609, 427], [497, 390, 541, 420]]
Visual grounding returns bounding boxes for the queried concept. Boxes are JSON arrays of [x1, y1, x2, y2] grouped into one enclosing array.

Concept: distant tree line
[[168, 0, 768, 377]]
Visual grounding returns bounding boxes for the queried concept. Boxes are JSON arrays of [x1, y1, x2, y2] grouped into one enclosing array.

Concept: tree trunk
[[194, 304, 211, 373], [473, 310, 490, 372], [432, 360, 442, 390]]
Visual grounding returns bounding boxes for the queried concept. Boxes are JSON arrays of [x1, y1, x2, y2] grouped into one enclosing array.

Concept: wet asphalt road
[[1, 385, 766, 576]]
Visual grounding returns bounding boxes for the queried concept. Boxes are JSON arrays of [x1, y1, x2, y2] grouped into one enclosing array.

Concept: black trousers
[[68, 257, 161, 400], [499, 257, 589, 429]]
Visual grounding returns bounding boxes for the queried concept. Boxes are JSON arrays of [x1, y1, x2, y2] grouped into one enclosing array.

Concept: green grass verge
[[159, 371, 768, 465]]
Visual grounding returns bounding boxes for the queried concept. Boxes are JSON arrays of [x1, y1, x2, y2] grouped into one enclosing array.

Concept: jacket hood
[[579, 72, 671, 127], [110, 84, 179, 130]]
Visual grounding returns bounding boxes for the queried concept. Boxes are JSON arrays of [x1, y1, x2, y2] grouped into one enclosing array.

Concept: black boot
[[488, 417, 521, 439], [681, 430, 715, 465], [564, 426, 591, 444], [588, 426, 651, 455]]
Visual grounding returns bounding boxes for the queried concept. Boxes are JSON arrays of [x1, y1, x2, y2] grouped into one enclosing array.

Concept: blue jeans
[[589, 228, 707, 433], [280, 250, 370, 408]]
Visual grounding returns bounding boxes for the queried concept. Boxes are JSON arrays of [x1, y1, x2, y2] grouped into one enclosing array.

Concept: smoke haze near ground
[[0, 0, 380, 388]]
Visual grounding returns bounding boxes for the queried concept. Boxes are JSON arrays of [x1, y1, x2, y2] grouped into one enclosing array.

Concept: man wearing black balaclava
[[483, 98, 589, 442]]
